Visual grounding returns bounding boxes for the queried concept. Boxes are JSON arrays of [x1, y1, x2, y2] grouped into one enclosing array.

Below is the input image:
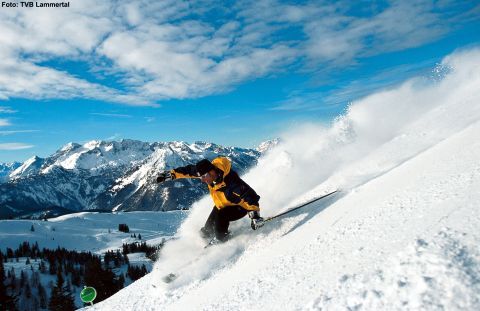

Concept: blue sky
[[0, 0, 479, 163]]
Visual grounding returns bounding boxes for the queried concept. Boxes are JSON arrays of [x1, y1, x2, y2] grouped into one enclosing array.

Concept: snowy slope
[[85, 47, 480, 310], [0, 211, 186, 253], [8, 156, 44, 179], [0, 210, 187, 310]]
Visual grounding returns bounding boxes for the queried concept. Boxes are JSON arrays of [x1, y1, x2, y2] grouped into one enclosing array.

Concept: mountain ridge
[[0, 139, 278, 219]]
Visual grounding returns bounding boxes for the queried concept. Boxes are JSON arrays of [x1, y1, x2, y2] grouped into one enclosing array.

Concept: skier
[[156, 157, 264, 242]]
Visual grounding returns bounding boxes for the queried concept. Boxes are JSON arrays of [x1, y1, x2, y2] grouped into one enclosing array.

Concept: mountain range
[[0, 139, 277, 219]]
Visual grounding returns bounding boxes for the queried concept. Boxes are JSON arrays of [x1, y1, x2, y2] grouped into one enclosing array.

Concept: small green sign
[[80, 286, 97, 304]]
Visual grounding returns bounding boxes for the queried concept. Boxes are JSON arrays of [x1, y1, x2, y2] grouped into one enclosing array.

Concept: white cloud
[[0, 143, 34, 150], [0, 0, 113, 56], [0, 119, 11, 127], [98, 20, 296, 98], [0, 130, 39, 136], [296, 1, 452, 64], [0, 53, 155, 106], [0, 0, 475, 104], [106, 133, 123, 141], [0, 1, 154, 105], [0, 106, 16, 113], [272, 59, 437, 111]]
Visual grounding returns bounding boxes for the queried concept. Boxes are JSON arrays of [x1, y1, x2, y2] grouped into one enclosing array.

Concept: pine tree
[[0, 252, 17, 311], [31, 270, 40, 288], [20, 270, 26, 288], [32, 296, 39, 311], [48, 267, 75, 311], [0, 252, 5, 295], [84, 259, 121, 303], [71, 268, 81, 287], [30, 224, 35, 232], [66, 278, 72, 292], [118, 273, 125, 288], [9, 267, 15, 282], [25, 281, 32, 299], [39, 260, 47, 273], [49, 258, 56, 275], [38, 283, 47, 309]]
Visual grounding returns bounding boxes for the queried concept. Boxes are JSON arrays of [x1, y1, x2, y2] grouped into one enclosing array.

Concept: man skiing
[[156, 157, 264, 242]]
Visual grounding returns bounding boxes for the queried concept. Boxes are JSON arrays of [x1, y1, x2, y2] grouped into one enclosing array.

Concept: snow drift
[[86, 47, 480, 310]]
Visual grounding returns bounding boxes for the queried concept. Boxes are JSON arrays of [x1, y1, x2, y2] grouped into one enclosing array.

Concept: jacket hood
[[212, 157, 231, 177]]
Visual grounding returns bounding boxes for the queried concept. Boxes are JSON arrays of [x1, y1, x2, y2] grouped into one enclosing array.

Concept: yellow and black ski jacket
[[170, 157, 260, 211]]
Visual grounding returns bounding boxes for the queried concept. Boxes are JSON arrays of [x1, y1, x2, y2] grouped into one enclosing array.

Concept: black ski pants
[[203, 205, 248, 241]]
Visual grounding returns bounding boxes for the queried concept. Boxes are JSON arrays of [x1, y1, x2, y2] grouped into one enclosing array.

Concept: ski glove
[[156, 171, 174, 183], [248, 211, 265, 230], [248, 210, 260, 219]]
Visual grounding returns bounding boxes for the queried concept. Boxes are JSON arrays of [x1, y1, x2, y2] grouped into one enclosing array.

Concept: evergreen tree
[[24, 281, 32, 299], [9, 267, 15, 282], [0, 252, 17, 311], [31, 270, 40, 288], [66, 278, 72, 292], [30, 224, 35, 232], [118, 273, 125, 288], [48, 258, 56, 275], [39, 260, 47, 273], [118, 224, 129, 233], [0, 252, 5, 294], [48, 267, 75, 311], [84, 259, 121, 303], [20, 270, 26, 288], [127, 264, 148, 281], [38, 283, 47, 309], [32, 296, 39, 311], [71, 269, 81, 287]]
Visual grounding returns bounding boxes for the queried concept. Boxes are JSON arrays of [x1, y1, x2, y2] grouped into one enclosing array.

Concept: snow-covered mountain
[[0, 140, 262, 219], [0, 162, 21, 183], [83, 48, 480, 310], [256, 138, 280, 153]]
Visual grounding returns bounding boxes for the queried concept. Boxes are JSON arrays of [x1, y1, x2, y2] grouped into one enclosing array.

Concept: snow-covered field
[[0, 210, 188, 308], [81, 48, 480, 310], [0, 210, 187, 253]]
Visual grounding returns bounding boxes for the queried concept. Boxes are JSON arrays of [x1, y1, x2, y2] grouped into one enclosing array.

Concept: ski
[[204, 238, 218, 249], [161, 190, 338, 283], [263, 190, 338, 223]]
